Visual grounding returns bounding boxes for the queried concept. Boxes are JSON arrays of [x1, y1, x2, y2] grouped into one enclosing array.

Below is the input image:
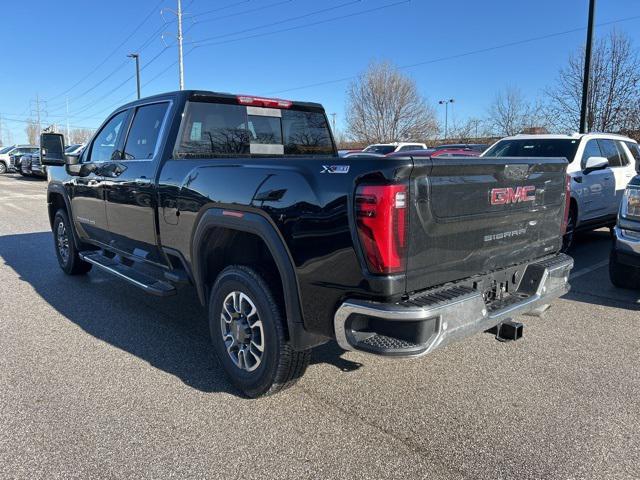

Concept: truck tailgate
[[405, 156, 568, 293]]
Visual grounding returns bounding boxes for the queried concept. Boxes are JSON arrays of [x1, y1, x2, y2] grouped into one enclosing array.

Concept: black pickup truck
[[40, 90, 573, 397]]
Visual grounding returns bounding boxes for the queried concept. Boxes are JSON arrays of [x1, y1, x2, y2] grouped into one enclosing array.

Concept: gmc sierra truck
[[40, 90, 573, 397]]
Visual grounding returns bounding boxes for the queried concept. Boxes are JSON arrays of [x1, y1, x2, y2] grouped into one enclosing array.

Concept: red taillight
[[237, 95, 292, 109], [561, 174, 571, 234], [355, 184, 408, 274]]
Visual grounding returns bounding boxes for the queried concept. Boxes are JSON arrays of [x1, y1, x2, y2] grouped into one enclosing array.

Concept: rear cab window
[[174, 98, 335, 159]]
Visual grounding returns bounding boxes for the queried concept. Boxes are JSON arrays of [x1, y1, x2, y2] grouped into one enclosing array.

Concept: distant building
[[521, 126, 549, 134]]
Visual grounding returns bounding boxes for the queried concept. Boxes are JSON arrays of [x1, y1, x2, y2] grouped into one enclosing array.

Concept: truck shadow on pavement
[[0, 232, 362, 396]]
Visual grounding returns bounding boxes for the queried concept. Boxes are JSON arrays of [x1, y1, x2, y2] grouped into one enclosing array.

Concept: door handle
[[135, 177, 152, 186], [87, 177, 103, 186]]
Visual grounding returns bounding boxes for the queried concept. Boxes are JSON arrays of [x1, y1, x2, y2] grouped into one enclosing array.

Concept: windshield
[[363, 145, 396, 155], [0, 146, 14, 154], [484, 138, 580, 161]]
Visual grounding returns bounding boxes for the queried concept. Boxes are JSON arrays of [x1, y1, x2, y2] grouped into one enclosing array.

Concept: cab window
[[580, 140, 603, 169], [597, 139, 623, 168], [123, 103, 169, 160], [88, 110, 128, 163]]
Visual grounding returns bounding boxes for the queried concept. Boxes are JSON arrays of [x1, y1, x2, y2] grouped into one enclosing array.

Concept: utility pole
[[163, 0, 186, 90], [34, 94, 42, 141], [177, 0, 185, 90], [128, 53, 141, 99], [330, 113, 337, 133], [65, 97, 70, 140], [579, 0, 596, 134], [438, 99, 455, 139]]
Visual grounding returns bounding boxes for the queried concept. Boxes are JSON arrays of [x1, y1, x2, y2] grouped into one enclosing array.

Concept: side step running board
[[79, 252, 177, 297]]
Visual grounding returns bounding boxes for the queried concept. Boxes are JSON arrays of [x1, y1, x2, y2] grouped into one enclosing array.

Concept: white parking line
[[570, 259, 609, 280]]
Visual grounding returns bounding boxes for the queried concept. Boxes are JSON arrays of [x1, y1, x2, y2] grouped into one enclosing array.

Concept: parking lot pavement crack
[[297, 385, 466, 479]]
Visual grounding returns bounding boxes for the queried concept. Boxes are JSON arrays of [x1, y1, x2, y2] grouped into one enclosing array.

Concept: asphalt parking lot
[[1, 173, 639, 480]]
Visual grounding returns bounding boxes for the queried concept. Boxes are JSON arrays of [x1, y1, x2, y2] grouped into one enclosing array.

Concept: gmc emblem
[[490, 186, 536, 205]]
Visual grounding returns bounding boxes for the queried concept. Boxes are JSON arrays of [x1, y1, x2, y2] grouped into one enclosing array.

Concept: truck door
[[103, 101, 170, 265], [598, 139, 628, 216], [71, 110, 129, 245], [575, 139, 612, 221]]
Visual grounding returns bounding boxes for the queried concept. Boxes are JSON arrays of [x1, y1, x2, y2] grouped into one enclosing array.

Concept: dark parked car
[[434, 143, 489, 153], [610, 143, 640, 288], [41, 90, 573, 397], [20, 152, 47, 178]]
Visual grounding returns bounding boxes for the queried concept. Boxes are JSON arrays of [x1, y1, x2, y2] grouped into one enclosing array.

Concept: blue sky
[[1, 0, 640, 143]]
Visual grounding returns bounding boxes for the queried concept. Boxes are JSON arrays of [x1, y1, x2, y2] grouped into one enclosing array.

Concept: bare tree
[[346, 61, 438, 143], [487, 87, 541, 136], [545, 30, 640, 133], [68, 128, 94, 144], [25, 119, 39, 145], [448, 117, 488, 142]]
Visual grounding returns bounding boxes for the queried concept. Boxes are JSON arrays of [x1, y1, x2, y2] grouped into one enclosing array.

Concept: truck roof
[[118, 89, 325, 113]]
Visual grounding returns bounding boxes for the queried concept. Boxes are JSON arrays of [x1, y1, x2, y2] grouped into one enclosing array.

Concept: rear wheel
[[53, 209, 92, 275], [209, 265, 310, 398], [561, 205, 576, 253], [609, 250, 640, 289]]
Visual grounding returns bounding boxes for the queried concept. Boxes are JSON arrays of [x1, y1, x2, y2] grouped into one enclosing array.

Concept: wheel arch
[[47, 185, 90, 253], [191, 207, 327, 351]]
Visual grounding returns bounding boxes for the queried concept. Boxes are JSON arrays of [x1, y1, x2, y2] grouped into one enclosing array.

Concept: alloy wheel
[[56, 220, 70, 265], [220, 291, 265, 372]]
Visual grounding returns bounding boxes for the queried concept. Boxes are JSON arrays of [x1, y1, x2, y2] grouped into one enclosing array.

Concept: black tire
[[52, 209, 93, 275], [0, 162, 6, 174], [609, 250, 640, 289], [561, 205, 576, 253], [209, 265, 310, 398]]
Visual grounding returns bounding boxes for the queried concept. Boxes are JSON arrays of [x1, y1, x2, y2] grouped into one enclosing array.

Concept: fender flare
[[47, 184, 82, 250], [191, 207, 327, 351]]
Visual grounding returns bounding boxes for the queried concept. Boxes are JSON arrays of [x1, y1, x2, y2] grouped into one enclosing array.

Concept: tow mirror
[[583, 156, 609, 173], [40, 133, 66, 166]]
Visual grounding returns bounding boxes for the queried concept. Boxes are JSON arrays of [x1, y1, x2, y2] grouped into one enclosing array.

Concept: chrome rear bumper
[[334, 254, 573, 357]]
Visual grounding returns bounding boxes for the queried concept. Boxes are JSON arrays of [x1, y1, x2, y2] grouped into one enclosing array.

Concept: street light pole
[[579, 0, 596, 133], [439, 99, 455, 139], [128, 53, 141, 99]]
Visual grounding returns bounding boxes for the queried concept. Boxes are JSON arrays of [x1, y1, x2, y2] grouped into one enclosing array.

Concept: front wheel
[[209, 265, 310, 398], [0, 162, 6, 174], [53, 210, 92, 275]]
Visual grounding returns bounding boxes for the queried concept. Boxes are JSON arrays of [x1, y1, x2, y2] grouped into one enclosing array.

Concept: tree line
[[342, 30, 640, 146]]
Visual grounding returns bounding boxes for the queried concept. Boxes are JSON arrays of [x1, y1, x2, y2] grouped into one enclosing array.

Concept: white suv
[[350, 142, 428, 156], [483, 133, 640, 250]]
